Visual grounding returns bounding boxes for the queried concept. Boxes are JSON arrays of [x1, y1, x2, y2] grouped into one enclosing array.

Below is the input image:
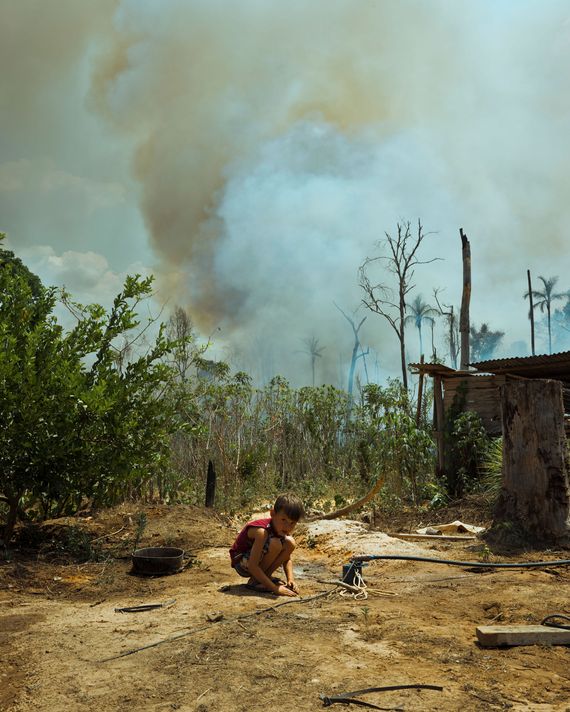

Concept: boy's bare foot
[[245, 578, 266, 591]]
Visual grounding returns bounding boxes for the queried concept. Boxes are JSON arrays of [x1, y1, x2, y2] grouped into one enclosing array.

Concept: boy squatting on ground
[[229, 493, 305, 597]]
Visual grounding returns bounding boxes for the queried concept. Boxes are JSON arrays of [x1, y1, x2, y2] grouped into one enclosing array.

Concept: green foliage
[[481, 436, 503, 500], [54, 525, 105, 562], [445, 410, 491, 497], [133, 511, 148, 551], [0, 236, 444, 532], [351, 380, 435, 504], [0, 239, 192, 542]]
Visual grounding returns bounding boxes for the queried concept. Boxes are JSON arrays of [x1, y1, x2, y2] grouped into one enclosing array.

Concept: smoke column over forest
[[3, 1, 570, 385]]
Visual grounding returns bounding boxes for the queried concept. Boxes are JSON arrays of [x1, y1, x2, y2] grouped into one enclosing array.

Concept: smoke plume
[[4, 1, 570, 384]]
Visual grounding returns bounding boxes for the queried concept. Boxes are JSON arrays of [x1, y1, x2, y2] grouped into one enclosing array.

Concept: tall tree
[[359, 220, 438, 389], [404, 294, 438, 359], [0, 236, 191, 544], [524, 275, 566, 354], [470, 322, 504, 362]]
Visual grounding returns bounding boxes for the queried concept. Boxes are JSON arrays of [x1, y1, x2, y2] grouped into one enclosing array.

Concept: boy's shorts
[[232, 533, 274, 577]]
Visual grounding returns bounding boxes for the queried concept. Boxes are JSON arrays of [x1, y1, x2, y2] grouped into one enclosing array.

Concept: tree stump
[[494, 379, 570, 541]]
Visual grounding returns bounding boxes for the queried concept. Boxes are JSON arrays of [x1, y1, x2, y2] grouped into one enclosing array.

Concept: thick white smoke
[[3, 1, 570, 384]]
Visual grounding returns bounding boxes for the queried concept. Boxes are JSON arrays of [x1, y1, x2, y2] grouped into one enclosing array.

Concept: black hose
[[351, 554, 570, 569], [541, 614, 570, 630]]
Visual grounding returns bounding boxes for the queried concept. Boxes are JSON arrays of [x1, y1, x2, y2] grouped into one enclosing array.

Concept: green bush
[[0, 237, 192, 543], [445, 410, 491, 497]]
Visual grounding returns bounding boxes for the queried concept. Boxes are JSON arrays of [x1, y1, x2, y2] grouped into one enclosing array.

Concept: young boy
[[229, 493, 305, 597]]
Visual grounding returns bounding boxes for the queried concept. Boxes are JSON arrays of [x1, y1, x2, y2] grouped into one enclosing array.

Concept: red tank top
[[229, 517, 274, 564]]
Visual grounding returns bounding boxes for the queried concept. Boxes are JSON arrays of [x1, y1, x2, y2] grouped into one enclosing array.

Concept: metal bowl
[[131, 546, 185, 575]]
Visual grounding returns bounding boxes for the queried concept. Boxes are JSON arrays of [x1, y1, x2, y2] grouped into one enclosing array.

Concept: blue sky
[[3, 0, 570, 385]]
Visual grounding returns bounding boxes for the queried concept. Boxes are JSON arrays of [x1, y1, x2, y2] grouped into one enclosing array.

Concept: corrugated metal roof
[[470, 350, 570, 379], [408, 363, 457, 375]]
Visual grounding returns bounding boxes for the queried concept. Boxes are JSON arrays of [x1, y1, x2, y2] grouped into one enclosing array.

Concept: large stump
[[494, 379, 570, 541]]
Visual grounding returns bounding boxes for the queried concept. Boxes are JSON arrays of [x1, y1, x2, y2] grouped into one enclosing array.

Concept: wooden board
[[476, 625, 570, 647]]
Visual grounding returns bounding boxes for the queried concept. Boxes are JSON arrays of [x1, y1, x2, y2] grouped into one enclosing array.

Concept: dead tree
[[494, 379, 570, 542], [359, 220, 438, 390], [459, 228, 471, 370], [334, 302, 368, 409], [433, 288, 459, 369]]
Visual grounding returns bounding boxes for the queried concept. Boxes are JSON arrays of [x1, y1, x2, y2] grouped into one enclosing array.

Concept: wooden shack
[[410, 350, 570, 474]]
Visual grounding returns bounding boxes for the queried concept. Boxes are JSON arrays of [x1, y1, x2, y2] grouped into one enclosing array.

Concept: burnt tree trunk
[[205, 460, 216, 508], [527, 269, 535, 356], [495, 379, 570, 541], [459, 228, 471, 370], [433, 373, 445, 478]]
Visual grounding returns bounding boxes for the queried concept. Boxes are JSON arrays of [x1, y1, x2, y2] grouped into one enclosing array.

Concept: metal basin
[[131, 546, 185, 576]]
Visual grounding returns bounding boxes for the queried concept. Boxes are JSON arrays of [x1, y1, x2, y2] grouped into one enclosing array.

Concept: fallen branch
[[307, 477, 384, 521]]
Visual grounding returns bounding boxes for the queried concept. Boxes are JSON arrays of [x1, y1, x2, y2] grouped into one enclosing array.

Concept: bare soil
[[1, 503, 570, 711]]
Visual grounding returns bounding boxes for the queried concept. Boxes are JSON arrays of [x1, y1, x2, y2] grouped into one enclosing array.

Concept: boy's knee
[[282, 535, 296, 553]]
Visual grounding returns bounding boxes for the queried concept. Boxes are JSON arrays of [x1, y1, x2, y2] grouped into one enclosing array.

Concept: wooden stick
[[114, 598, 176, 613]]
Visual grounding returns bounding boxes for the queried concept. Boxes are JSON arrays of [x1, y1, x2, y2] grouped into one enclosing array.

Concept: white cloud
[[16, 243, 151, 309]]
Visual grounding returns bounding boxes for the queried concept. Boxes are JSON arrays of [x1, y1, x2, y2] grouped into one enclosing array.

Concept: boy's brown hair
[[273, 493, 305, 522]]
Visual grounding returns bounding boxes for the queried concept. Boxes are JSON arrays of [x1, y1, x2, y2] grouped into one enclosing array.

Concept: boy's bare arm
[[283, 557, 299, 593]]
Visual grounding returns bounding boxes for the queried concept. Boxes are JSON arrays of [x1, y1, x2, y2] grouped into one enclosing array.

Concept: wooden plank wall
[[442, 375, 505, 436]]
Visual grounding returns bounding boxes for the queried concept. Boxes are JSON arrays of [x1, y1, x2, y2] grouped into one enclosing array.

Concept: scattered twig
[[90, 598, 107, 608], [91, 525, 127, 543], [196, 688, 211, 702]]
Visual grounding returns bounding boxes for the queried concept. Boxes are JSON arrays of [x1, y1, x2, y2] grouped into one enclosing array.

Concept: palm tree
[[470, 322, 504, 361], [404, 295, 438, 358], [301, 335, 325, 386], [524, 275, 566, 354]]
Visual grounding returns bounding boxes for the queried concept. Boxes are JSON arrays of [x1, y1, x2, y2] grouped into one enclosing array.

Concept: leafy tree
[[0, 240, 77, 540], [0, 237, 190, 543], [524, 275, 567, 354], [470, 323, 504, 362], [355, 381, 434, 504], [404, 294, 438, 358]]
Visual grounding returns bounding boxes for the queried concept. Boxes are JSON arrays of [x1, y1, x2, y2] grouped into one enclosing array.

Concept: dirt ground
[[1, 503, 570, 711]]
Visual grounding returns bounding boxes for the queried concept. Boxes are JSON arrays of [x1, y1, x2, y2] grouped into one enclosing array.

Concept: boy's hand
[[276, 583, 298, 597], [286, 579, 299, 594]]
